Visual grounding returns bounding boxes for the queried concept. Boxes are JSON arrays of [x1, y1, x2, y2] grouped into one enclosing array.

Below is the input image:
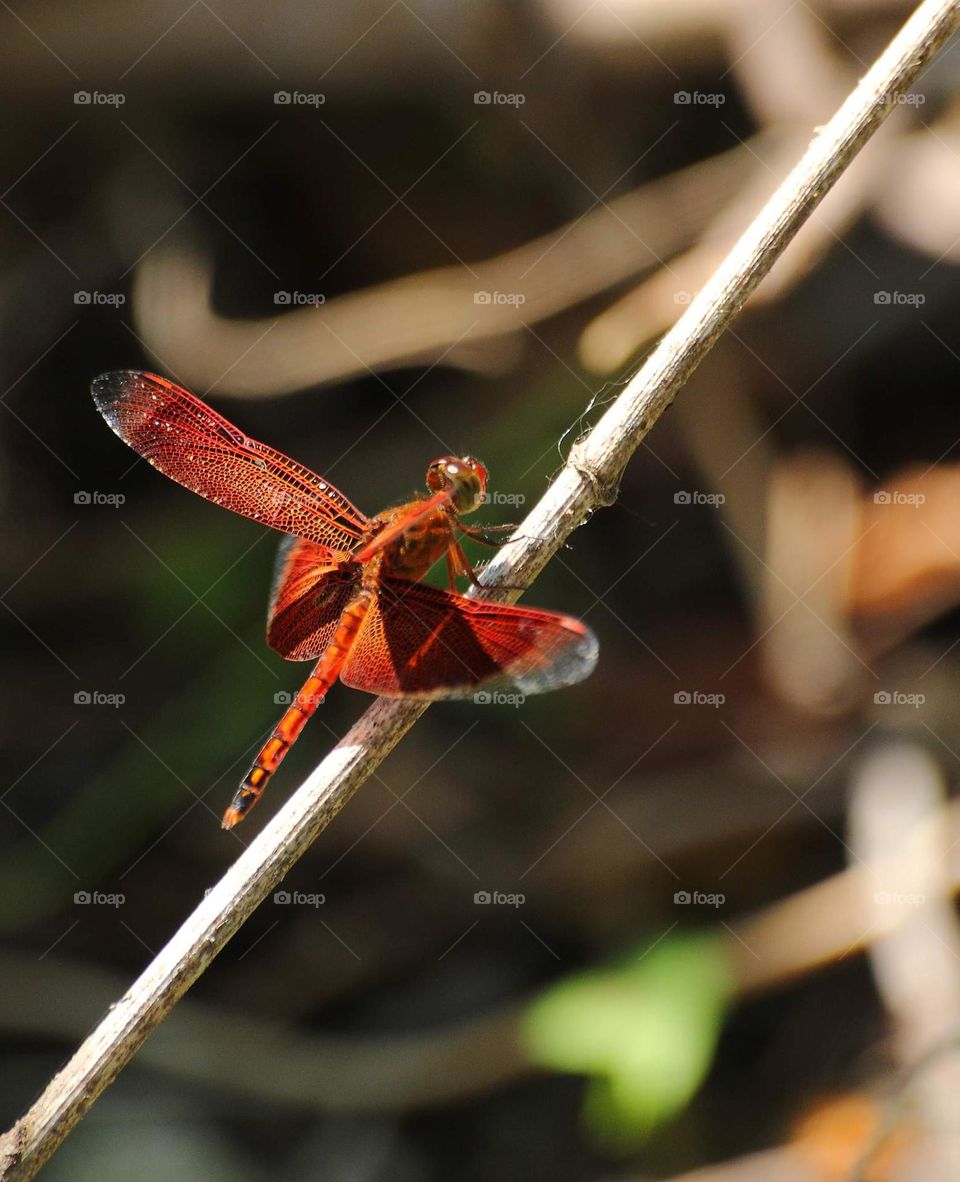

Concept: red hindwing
[[267, 536, 358, 660], [341, 576, 598, 698]]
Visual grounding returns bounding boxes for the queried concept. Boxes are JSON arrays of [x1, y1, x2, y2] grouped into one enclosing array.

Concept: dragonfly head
[[426, 455, 488, 514]]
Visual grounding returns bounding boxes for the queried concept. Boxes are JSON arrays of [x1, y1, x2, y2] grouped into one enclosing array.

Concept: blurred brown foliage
[[3, 1, 960, 1179]]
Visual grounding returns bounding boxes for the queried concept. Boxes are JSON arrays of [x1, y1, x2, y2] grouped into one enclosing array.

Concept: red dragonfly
[[92, 372, 598, 828]]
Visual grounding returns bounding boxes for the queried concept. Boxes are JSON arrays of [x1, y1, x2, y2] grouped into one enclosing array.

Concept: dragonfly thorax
[[376, 502, 455, 582]]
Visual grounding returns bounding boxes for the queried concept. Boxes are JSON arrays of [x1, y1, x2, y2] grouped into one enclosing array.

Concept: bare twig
[[578, 122, 892, 372], [580, 0, 861, 374], [3, 1, 958, 1176]]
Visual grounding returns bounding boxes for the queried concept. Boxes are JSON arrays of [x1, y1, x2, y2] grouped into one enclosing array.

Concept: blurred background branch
[[4, 0, 960, 1178], [132, 144, 749, 397], [4, 3, 959, 1176]]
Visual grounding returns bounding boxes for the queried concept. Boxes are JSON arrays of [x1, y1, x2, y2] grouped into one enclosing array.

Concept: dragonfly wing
[[92, 371, 368, 549], [340, 576, 598, 698], [267, 536, 358, 660]]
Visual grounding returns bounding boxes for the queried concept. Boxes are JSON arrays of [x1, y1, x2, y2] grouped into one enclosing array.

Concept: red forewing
[[340, 576, 598, 698], [91, 371, 368, 549]]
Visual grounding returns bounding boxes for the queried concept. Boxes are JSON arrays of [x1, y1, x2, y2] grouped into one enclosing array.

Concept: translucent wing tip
[[513, 617, 599, 695], [91, 370, 147, 436], [91, 370, 121, 424]]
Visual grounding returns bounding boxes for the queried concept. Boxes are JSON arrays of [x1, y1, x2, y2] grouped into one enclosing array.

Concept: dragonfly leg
[[448, 537, 487, 588], [460, 522, 516, 547], [223, 589, 374, 828], [456, 525, 527, 590], [451, 536, 527, 592]]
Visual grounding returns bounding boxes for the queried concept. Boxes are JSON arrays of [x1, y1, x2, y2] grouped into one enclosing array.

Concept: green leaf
[[522, 932, 734, 1149]]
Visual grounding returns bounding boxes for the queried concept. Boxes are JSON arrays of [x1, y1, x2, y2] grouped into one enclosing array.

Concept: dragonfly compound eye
[[426, 455, 487, 513]]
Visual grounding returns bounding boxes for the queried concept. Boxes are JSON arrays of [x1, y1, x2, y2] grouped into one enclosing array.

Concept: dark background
[[2, 2, 959, 1179]]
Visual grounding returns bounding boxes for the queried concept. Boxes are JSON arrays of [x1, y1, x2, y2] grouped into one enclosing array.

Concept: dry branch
[[3, 0, 958, 1176]]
